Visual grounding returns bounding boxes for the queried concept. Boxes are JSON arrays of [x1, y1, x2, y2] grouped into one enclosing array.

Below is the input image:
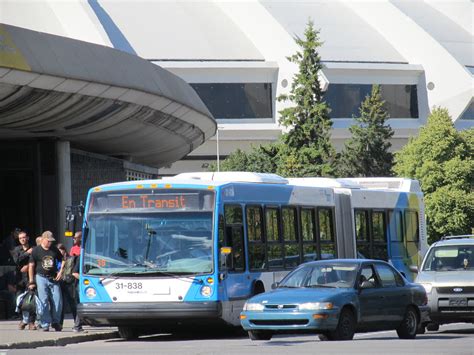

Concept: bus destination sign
[[90, 189, 214, 212]]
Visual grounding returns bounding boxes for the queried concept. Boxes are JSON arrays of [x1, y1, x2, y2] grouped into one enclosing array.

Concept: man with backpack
[[12, 231, 36, 330], [57, 244, 82, 331]]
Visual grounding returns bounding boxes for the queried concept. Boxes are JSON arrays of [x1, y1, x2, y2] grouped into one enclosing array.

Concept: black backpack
[[61, 256, 76, 284]]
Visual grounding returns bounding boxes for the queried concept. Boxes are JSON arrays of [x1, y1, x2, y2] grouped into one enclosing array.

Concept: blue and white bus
[[76, 172, 427, 339]]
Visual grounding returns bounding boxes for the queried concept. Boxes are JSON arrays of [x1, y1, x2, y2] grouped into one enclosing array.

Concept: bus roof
[[172, 172, 288, 184], [288, 177, 421, 192]]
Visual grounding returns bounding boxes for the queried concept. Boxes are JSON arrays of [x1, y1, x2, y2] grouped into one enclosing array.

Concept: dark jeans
[[60, 281, 81, 329]]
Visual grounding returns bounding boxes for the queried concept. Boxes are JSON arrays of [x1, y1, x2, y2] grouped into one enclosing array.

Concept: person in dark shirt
[[12, 231, 36, 330], [28, 231, 65, 332]]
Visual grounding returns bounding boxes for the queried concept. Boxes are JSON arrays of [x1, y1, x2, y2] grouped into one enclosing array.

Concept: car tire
[[248, 330, 272, 341], [327, 308, 356, 341], [118, 326, 138, 340], [396, 307, 418, 339], [426, 323, 439, 331]]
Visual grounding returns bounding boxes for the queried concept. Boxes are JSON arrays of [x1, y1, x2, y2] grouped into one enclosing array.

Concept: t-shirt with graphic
[[30, 245, 63, 278]]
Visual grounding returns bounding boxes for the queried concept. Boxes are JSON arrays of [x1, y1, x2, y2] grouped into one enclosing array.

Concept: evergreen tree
[[339, 85, 394, 177], [209, 144, 279, 173], [276, 20, 337, 177], [393, 108, 474, 243]]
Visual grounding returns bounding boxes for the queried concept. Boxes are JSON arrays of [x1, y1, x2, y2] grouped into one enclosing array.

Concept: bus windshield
[[83, 211, 214, 276]]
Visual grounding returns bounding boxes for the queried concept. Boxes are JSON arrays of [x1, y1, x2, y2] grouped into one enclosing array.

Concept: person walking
[[69, 231, 82, 257], [12, 231, 36, 330], [28, 231, 64, 332], [57, 244, 81, 331]]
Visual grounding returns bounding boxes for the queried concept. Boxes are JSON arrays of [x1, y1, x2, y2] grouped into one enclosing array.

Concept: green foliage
[[210, 20, 337, 177], [210, 144, 279, 173], [393, 107, 474, 242], [339, 85, 394, 177], [276, 20, 337, 177]]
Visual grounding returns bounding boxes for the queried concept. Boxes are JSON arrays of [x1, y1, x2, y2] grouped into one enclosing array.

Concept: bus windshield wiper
[[99, 263, 203, 285]]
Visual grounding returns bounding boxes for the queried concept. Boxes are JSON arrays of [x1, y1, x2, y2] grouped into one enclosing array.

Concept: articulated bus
[[76, 172, 427, 339]]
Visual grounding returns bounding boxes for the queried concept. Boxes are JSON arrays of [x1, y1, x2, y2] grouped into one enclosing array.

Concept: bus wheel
[[118, 326, 138, 340], [248, 330, 272, 341]]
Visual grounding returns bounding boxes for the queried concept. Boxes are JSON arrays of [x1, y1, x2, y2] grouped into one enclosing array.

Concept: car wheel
[[318, 333, 330, 341], [396, 307, 418, 339], [426, 323, 440, 331], [327, 308, 356, 341], [118, 326, 138, 340], [248, 330, 272, 341]]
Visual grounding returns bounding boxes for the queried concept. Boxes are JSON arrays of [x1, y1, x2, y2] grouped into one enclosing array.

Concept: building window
[[460, 100, 474, 120], [324, 84, 418, 119], [190, 83, 273, 119], [126, 170, 154, 181]]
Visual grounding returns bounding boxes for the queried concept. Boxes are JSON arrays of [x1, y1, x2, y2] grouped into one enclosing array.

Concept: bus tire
[[248, 330, 272, 341], [118, 326, 138, 340]]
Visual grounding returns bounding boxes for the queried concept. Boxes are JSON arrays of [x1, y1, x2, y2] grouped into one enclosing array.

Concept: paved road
[[5, 323, 474, 355]]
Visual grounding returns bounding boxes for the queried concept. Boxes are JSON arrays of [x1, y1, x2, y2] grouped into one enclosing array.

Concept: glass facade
[[190, 83, 273, 119], [324, 84, 419, 119], [460, 100, 474, 120]]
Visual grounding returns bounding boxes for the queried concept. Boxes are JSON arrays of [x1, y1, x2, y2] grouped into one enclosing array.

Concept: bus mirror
[[64, 202, 84, 238], [220, 247, 232, 271]]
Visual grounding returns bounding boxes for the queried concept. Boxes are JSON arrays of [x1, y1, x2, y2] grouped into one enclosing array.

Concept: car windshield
[[422, 245, 474, 271], [279, 263, 358, 288]]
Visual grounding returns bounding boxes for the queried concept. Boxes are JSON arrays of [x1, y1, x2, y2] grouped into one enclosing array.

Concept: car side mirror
[[360, 280, 375, 289], [271, 282, 279, 290], [409, 265, 419, 274]]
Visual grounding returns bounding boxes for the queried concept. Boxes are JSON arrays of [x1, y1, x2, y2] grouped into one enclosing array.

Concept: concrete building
[[0, 23, 215, 245], [0, 0, 473, 241]]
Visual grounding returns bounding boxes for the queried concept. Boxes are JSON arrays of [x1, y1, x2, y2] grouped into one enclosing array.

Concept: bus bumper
[[78, 301, 222, 327]]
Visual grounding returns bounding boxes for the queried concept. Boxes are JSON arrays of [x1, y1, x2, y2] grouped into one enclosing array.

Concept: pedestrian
[[69, 231, 82, 257], [57, 244, 81, 331], [12, 231, 36, 330], [35, 236, 42, 246], [28, 231, 64, 332], [71, 254, 83, 332]]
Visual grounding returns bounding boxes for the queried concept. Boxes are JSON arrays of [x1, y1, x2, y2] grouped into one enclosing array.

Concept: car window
[[374, 264, 401, 287], [279, 266, 310, 288], [422, 245, 474, 271], [359, 265, 378, 287]]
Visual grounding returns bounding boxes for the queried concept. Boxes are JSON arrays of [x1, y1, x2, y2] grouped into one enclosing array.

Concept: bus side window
[[319, 208, 336, 259], [224, 205, 245, 272]]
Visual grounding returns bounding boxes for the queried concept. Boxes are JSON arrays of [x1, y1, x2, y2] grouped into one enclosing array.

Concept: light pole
[[216, 126, 220, 172]]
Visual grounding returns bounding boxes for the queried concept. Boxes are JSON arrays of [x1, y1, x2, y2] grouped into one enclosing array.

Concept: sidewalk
[[0, 317, 119, 349]]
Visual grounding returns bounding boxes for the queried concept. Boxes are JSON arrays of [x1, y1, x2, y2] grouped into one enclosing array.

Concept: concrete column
[[56, 140, 72, 247]]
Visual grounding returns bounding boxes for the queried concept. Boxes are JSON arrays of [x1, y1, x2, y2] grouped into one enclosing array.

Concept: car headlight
[[420, 283, 433, 293], [298, 302, 333, 311], [243, 303, 264, 311]]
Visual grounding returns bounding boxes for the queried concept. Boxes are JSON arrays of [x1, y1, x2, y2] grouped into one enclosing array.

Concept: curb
[[0, 331, 120, 349]]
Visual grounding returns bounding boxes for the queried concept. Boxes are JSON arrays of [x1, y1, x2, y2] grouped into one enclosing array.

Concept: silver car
[[415, 235, 474, 331]]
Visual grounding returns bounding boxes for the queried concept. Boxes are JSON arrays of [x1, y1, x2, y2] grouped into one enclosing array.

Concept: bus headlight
[[299, 302, 333, 311], [85, 287, 97, 299], [243, 303, 264, 311], [200, 285, 212, 297]]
